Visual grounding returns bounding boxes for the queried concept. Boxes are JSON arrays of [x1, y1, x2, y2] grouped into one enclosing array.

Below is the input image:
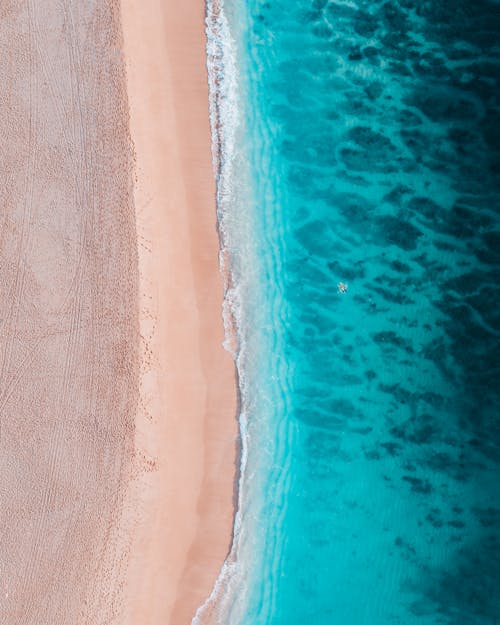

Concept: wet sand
[[120, 1, 237, 624], [0, 1, 236, 624]]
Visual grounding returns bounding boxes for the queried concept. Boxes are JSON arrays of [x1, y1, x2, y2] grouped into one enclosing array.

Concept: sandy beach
[[0, 2, 140, 623], [120, 1, 237, 624], [0, 1, 236, 624]]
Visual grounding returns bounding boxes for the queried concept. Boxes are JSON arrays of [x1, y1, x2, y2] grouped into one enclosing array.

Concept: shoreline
[[120, 1, 238, 624]]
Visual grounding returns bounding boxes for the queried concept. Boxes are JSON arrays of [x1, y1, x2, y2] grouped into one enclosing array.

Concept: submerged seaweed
[[201, 0, 500, 623]]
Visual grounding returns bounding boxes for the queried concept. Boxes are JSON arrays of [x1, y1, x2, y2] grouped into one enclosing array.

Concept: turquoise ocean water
[[198, 1, 500, 624]]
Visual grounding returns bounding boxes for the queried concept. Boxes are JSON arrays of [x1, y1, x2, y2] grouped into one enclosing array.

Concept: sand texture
[[120, 1, 238, 624], [0, 1, 140, 624], [1, 1, 235, 624]]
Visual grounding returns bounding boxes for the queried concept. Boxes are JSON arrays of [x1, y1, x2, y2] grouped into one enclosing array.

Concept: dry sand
[[120, 1, 237, 625], [0, 1, 236, 624], [0, 2, 139, 623]]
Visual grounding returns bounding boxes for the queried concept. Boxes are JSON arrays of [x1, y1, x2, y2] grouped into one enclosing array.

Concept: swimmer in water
[[338, 282, 348, 294]]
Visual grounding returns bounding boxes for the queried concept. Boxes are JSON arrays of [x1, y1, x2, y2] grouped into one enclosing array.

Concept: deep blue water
[[202, 1, 500, 624]]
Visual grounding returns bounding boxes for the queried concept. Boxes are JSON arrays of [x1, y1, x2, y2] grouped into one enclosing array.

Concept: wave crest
[[192, 1, 251, 623]]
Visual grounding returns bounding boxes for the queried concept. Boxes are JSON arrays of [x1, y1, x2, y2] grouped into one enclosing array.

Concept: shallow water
[[207, 1, 500, 624]]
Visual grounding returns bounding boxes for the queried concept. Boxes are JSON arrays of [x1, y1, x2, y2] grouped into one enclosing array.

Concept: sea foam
[[192, 1, 254, 623]]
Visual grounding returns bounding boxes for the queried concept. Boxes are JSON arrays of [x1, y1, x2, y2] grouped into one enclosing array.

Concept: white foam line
[[192, 1, 252, 623]]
